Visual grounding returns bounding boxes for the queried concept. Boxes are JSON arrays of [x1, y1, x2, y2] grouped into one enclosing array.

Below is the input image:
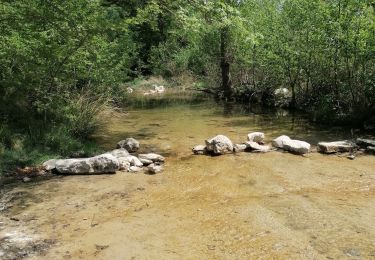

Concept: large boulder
[[317, 141, 357, 154], [192, 145, 207, 155], [272, 135, 291, 149], [247, 132, 265, 144], [138, 153, 165, 162], [282, 140, 311, 155], [55, 154, 119, 174], [116, 138, 140, 153], [246, 142, 271, 153], [205, 135, 234, 155]]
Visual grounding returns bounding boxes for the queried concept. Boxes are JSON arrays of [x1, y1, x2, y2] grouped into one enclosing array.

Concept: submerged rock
[[317, 141, 356, 154], [192, 145, 207, 155], [205, 135, 234, 155], [55, 154, 119, 174], [246, 142, 271, 153], [138, 153, 165, 162], [247, 132, 265, 144], [272, 135, 291, 149], [116, 138, 140, 153], [282, 140, 311, 155], [233, 144, 247, 153], [147, 163, 163, 174]]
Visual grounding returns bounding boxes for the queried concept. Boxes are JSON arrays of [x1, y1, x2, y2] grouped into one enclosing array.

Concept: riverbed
[[1, 101, 375, 259]]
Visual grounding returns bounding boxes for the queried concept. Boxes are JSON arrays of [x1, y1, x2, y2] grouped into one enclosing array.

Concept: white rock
[[128, 156, 143, 167], [110, 148, 130, 158], [138, 153, 165, 162], [126, 87, 134, 93], [245, 142, 271, 153], [247, 132, 265, 143], [317, 141, 357, 154], [192, 145, 206, 155], [116, 138, 140, 153], [55, 154, 119, 174], [118, 158, 131, 171], [139, 158, 153, 165], [282, 140, 311, 155], [205, 135, 234, 155], [42, 159, 59, 171], [147, 164, 163, 174], [129, 166, 143, 172], [272, 135, 291, 149], [233, 144, 247, 153]]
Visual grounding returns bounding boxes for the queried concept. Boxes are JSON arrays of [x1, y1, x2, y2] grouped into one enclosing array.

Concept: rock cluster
[[193, 132, 313, 156], [43, 138, 165, 175]]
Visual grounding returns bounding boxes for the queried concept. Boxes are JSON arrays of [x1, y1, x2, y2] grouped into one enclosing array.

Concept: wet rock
[[116, 138, 140, 153], [272, 135, 291, 149], [42, 159, 58, 171], [192, 145, 207, 155], [282, 140, 311, 155], [234, 144, 247, 153], [138, 153, 165, 162], [139, 158, 153, 165], [356, 138, 375, 148], [246, 142, 271, 153], [55, 154, 119, 174], [129, 166, 143, 173], [110, 148, 130, 158], [147, 164, 163, 174], [317, 141, 356, 154], [247, 132, 265, 144], [205, 135, 234, 155]]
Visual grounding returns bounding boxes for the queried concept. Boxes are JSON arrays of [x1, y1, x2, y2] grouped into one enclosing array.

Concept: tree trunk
[[220, 26, 233, 101]]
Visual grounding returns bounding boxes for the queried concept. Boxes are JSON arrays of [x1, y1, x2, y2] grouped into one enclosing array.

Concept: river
[[1, 100, 375, 259]]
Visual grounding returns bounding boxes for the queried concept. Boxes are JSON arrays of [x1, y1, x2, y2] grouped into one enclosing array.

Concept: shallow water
[[1, 101, 375, 259]]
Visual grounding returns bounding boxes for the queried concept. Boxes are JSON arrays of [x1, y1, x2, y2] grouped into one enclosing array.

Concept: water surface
[[1, 101, 374, 259]]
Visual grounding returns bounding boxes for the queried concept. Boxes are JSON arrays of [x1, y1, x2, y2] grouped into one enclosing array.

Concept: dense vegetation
[[1, 0, 374, 172]]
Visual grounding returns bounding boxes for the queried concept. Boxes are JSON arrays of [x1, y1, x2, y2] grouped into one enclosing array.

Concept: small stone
[[247, 132, 265, 144], [138, 153, 165, 162], [205, 135, 233, 155], [192, 145, 207, 155], [347, 155, 356, 160], [282, 139, 311, 155], [272, 135, 291, 149]]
